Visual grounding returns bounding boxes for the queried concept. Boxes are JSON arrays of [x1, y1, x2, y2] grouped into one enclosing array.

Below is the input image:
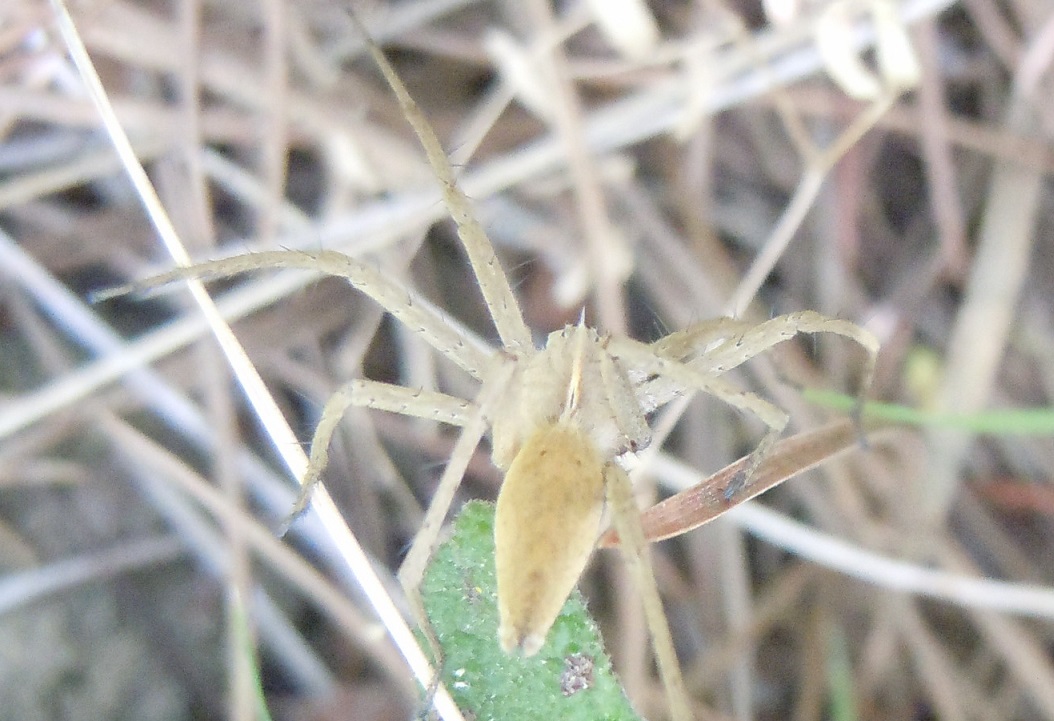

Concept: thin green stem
[[803, 388, 1054, 435]]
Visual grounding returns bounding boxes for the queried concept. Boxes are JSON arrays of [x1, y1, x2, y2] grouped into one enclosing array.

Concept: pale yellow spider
[[107, 13, 879, 721]]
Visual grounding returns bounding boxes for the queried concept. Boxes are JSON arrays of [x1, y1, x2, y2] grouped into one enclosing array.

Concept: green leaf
[[420, 501, 642, 721]]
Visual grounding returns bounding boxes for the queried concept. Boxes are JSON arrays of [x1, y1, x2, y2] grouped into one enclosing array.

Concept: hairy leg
[[284, 379, 478, 525], [99, 249, 494, 377]]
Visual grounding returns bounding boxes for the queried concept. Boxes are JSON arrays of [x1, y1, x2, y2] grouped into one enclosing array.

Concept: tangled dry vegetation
[[2, 1, 1054, 721]]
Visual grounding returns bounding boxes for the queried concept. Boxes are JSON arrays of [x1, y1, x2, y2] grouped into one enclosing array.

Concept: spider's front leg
[[637, 311, 879, 496], [702, 312, 880, 452], [644, 311, 877, 407], [648, 316, 757, 365], [613, 336, 791, 500], [697, 311, 878, 402]]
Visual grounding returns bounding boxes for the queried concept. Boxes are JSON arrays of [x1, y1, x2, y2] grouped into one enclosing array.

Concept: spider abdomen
[[494, 422, 606, 656]]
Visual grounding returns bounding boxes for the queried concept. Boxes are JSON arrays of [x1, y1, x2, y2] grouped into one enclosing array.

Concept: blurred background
[[1, 0, 1053, 719]]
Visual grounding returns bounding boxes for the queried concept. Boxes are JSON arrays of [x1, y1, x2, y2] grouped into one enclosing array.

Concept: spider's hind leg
[[605, 464, 693, 721]]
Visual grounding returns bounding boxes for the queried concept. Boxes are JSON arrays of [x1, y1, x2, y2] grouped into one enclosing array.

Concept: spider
[[105, 13, 879, 721]]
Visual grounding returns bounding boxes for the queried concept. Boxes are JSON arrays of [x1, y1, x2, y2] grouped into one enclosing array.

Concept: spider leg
[[639, 311, 878, 420], [695, 311, 878, 389], [345, 10, 533, 355], [612, 336, 790, 499], [282, 379, 479, 528], [700, 311, 878, 448], [639, 317, 757, 411], [605, 463, 692, 721], [396, 360, 517, 646], [100, 249, 494, 379], [649, 316, 756, 362]]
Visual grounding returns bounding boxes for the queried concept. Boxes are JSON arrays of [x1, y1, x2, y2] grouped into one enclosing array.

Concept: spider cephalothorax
[[490, 324, 651, 471]]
